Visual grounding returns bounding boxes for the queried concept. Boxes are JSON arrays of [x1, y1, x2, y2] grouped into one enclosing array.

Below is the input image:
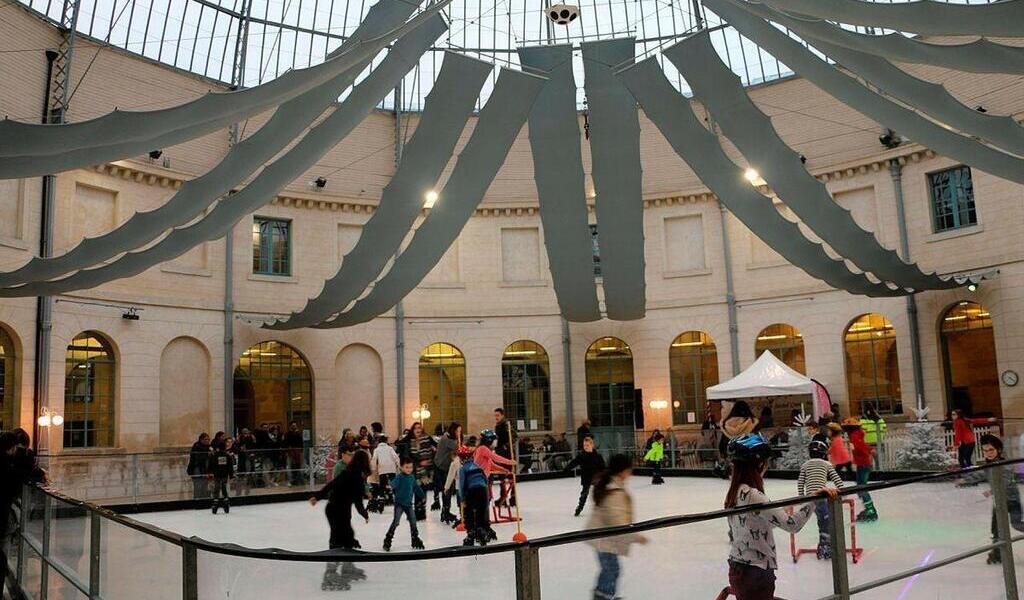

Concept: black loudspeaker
[[633, 388, 644, 430]]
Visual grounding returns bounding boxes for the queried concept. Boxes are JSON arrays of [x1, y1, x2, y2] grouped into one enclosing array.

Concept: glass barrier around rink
[[47, 495, 91, 590], [98, 517, 183, 600]]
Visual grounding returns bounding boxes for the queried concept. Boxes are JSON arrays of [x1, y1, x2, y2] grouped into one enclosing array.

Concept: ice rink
[[34, 475, 1024, 599]]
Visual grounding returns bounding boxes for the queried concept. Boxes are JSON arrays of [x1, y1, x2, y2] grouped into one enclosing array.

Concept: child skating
[[564, 435, 606, 516], [798, 439, 846, 559], [586, 453, 648, 600], [957, 433, 1024, 564], [725, 434, 836, 600], [843, 417, 879, 522], [458, 445, 491, 546], [828, 423, 854, 479], [210, 438, 235, 514], [310, 450, 372, 591], [644, 431, 665, 485], [383, 457, 426, 551], [369, 436, 399, 513]]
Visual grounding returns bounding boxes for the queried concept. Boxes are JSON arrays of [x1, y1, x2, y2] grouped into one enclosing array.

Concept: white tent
[[707, 350, 815, 400]]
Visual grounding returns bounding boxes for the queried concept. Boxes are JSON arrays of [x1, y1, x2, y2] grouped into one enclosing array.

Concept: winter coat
[[564, 450, 606, 485], [473, 444, 515, 477], [210, 449, 235, 479], [186, 442, 210, 476], [829, 434, 852, 465], [644, 441, 664, 463], [389, 472, 426, 506], [434, 434, 459, 471], [314, 467, 369, 520], [458, 461, 489, 498], [495, 419, 516, 459], [722, 417, 758, 440], [728, 485, 814, 570], [953, 418, 976, 447], [849, 428, 873, 467], [372, 444, 400, 476], [585, 480, 645, 556]]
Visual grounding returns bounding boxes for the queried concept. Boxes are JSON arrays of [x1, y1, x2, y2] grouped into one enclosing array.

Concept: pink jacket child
[[829, 430, 852, 466], [473, 444, 515, 478]]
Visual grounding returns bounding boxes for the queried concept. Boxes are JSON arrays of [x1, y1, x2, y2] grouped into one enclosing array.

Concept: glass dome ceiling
[[16, 0, 996, 110]]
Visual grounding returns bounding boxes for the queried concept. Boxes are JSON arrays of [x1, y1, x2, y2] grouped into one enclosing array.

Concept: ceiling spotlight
[[548, 3, 580, 25], [744, 168, 760, 183], [148, 149, 163, 160], [799, 154, 807, 164], [879, 128, 903, 149], [122, 307, 140, 321], [975, 105, 987, 113], [967, 282, 978, 292], [424, 190, 439, 208], [314, 176, 328, 189]]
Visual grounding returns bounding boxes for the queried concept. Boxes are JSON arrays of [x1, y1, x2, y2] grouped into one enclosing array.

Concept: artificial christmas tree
[[894, 408, 956, 471], [777, 413, 814, 470]]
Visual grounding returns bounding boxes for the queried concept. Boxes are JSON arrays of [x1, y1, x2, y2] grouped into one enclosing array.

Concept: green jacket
[[644, 441, 664, 463], [860, 417, 887, 445]]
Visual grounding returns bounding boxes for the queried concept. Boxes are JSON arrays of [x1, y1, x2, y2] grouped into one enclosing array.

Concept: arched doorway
[[64, 331, 116, 448], [585, 337, 635, 431], [941, 301, 1001, 418], [234, 341, 314, 439], [754, 323, 806, 374], [0, 325, 16, 432], [670, 331, 719, 426], [501, 340, 551, 432], [418, 343, 467, 433], [844, 314, 902, 416]]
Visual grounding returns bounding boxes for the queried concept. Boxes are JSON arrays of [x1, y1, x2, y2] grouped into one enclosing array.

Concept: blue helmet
[[728, 433, 772, 464], [480, 429, 497, 445]]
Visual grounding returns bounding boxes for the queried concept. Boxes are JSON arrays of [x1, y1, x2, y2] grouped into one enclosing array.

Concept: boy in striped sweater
[[799, 439, 846, 559]]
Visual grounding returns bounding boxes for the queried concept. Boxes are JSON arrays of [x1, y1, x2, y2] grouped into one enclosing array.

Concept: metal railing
[[6, 458, 1024, 600]]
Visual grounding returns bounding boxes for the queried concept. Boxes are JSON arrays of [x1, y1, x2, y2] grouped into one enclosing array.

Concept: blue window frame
[[252, 217, 291, 276], [929, 166, 977, 233]]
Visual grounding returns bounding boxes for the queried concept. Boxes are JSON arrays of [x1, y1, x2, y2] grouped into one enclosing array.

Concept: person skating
[[564, 435, 606, 516], [473, 429, 515, 540], [843, 417, 879, 522], [952, 409, 977, 468], [399, 422, 436, 521], [644, 431, 666, 485], [799, 439, 846, 559], [369, 436, 399, 513], [210, 438, 236, 514], [957, 434, 1024, 564], [725, 434, 837, 600], [586, 453, 648, 600], [432, 422, 461, 513], [309, 450, 372, 591], [457, 445, 491, 546], [383, 457, 426, 551], [827, 423, 854, 480]]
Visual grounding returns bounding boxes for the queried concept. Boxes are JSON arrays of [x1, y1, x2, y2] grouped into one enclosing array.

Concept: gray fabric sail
[[0, 19, 447, 298], [617, 58, 902, 297], [313, 68, 545, 328], [262, 52, 492, 330], [704, 0, 1024, 186], [665, 32, 957, 291], [0, 0, 453, 176], [753, 7, 1024, 75], [581, 38, 646, 321], [518, 44, 602, 322], [738, 0, 1024, 156], [759, 0, 1024, 37], [0, 3, 429, 288]]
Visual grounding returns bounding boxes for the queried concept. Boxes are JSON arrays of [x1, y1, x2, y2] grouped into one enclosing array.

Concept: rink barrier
[[8, 459, 1024, 600]]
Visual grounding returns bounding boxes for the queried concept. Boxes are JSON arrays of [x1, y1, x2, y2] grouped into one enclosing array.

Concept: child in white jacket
[[370, 438, 400, 510]]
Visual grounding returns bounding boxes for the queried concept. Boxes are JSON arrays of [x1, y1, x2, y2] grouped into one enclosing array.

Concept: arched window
[[0, 326, 16, 432], [418, 343, 467, 433], [670, 331, 719, 425], [502, 341, 551, 432], [844, 314, 902, 416], [585, 337, 635, 428], [64, 332, 116, 448], [941, 301, 1001, 418], [234, 341, 313, 440], [754, 323, 806, 374]]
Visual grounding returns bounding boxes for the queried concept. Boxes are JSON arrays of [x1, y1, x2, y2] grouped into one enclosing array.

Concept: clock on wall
[[1003, 370, 1020, 387]]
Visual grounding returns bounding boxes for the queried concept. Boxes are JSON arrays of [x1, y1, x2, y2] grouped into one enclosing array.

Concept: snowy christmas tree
[[777, 413, 814, 470], [894, 407, 956, 471]]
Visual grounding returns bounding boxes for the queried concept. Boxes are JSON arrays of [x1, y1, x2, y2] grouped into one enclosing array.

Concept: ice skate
[[987, 549, 1002, 564], [321, 566, 350, 591], [816, 544, 832, 560], [486, 527, 498, 541], [341, 563, 366, 581], [382, 534, 393, 552], [475, 528, 490, 546], [651, 475, 665, 485], [415, 504, 427, 521], [463, 535, 475, 546], [440, 510, 456, 525], [451, 518, 462, 530], [855, 507, 878, 522], [411, 534, 425, 550], [223, 501, 230, 514], [430, 498, 441, 511], [212, 501, 218, 515], [574, 505, 584, 517]]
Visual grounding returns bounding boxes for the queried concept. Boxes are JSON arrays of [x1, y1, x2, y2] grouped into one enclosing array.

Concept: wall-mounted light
[[122, 307, 140, 321], [648, 399, 669, 410], [37, 407, 64, 428], [967, 282, 979, 292], [412, 403, 431, 421]]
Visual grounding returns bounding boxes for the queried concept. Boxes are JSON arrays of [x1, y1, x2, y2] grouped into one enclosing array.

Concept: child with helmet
[[799, 439, 846, 559], [456, 444, 492, 546], [725, 433, 837, 600]]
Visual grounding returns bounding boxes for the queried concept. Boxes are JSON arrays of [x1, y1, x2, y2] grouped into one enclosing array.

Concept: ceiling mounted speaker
[[548, 4, 580, 25]]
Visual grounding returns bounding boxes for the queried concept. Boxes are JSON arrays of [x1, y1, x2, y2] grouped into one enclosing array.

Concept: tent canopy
[[707, 350, 815, 400]]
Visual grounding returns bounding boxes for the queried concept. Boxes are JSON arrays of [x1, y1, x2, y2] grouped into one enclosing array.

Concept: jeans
[[815, 500, 831, 548], [191, 476, 209, 500], [386, 503, 418, 539], [856, 466, 873, 504], [594, 552, 620, 599], [958, 443, 976, 468]]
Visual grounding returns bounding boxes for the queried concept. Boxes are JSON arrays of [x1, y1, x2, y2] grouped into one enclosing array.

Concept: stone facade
[[1, 4, 1022, 457]]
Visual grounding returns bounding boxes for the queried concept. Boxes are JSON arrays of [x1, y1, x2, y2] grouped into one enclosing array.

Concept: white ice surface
[[37, 476, 1024, 599]]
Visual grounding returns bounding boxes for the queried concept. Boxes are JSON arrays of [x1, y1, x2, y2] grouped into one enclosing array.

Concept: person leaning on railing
[[186, 433, 212, 500], [724, 434, 837, 600]]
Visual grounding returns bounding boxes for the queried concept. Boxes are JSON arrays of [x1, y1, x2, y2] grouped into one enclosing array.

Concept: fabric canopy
[[707, 351, 815, 400]]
